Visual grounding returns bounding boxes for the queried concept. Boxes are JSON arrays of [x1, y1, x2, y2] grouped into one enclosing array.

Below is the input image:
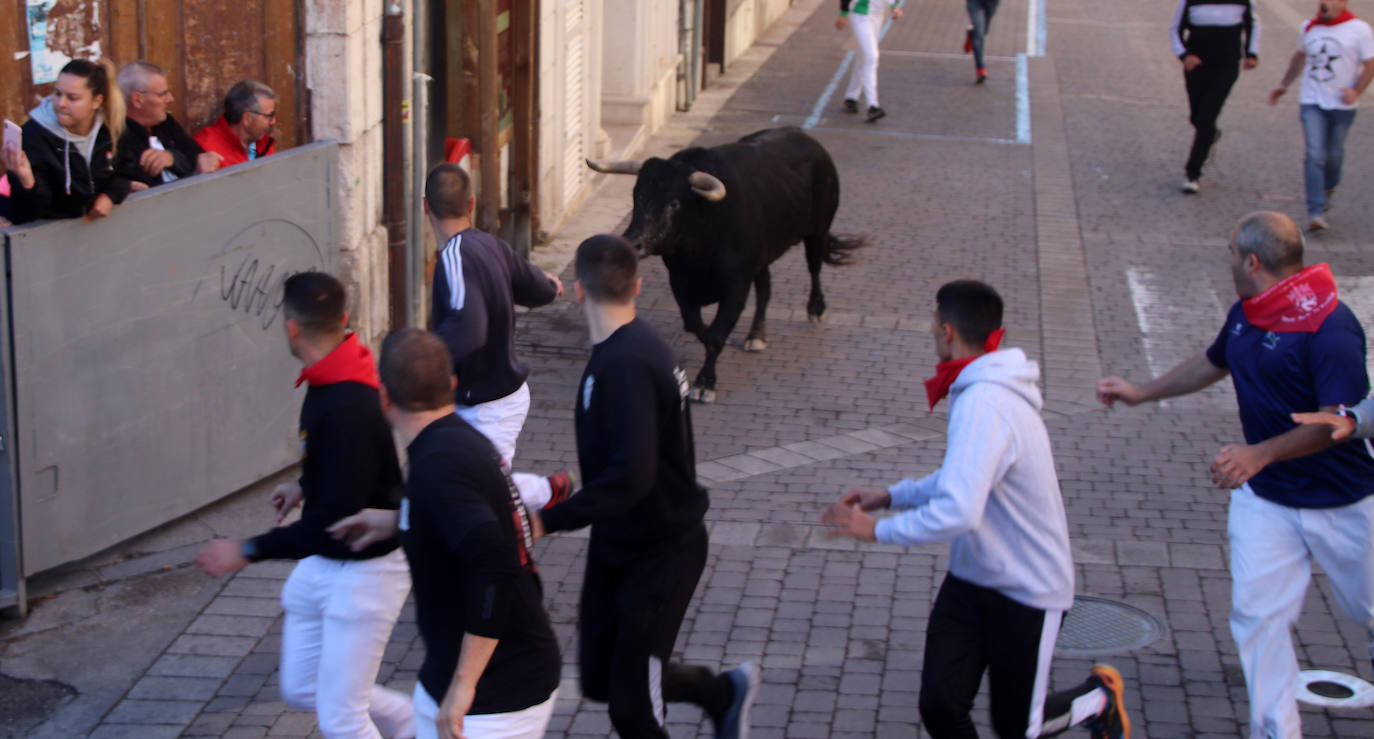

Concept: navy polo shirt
[[1207, 299, 1374, 508]]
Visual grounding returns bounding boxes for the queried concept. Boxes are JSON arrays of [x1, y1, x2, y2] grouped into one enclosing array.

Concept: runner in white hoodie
[[824, 280, 1130, 738]]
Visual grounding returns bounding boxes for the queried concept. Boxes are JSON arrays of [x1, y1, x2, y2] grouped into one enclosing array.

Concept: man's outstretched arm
[[1098, 351, 1229, 407]]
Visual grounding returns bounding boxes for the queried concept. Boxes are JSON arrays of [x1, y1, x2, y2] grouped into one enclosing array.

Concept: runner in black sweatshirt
[[534, 234, 759, 739], [1171, 0, 1260, 192], [196, 272, 412, 737]]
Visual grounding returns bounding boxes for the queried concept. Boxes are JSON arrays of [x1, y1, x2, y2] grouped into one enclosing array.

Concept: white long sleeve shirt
[[874, 348, 1074, 611]]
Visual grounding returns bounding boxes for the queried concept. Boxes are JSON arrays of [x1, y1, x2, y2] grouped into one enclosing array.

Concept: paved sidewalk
[[11, 0, 1374, 735]]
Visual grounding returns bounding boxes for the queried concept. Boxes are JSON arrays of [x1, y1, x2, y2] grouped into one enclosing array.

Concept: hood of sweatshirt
[[949, 347, 1042, 411], [295, 333, 381, 389], [29, 97, 104, 193]]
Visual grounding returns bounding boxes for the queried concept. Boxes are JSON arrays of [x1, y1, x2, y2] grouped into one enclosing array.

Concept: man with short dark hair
[[1098, 210, 1374, 737], [115, 60, 221, 188], [196, 271, 412, 739], [333, 328, 562, 739], [826, 280, 1130, 738], [531, 233, 760, 739], [194, 79, 278, 167], [424, 162, 569, 511]]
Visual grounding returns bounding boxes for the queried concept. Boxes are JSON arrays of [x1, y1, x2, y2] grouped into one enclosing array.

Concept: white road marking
[[1336, 276, 1374, 385], [1126, 266, 1232, 406]]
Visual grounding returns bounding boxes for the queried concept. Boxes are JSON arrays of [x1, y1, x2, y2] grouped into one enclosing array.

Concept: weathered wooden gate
[[0, 0, 308, 148]]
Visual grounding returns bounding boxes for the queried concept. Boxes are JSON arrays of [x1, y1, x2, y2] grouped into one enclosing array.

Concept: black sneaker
[[714, 663, 760, 739], [1084, 664, 1131, 739], [842, 98, 859, 113], [866, 105, 886, 123]]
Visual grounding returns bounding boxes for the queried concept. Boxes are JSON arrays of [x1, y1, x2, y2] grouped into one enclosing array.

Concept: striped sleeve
[[1244, 0, 1260, 58], [1170, 0, 1190, 58]]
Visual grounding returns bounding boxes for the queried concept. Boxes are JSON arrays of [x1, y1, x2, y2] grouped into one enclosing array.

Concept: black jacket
[[541, 319, 710, 561], [115, 115, 205, 188], [6, 119, 130, 224], [430, 228, 560, 405]]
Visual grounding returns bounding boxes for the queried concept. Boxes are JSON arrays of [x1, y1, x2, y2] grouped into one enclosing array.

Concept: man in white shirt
[[1269, 0, 1374, 231]]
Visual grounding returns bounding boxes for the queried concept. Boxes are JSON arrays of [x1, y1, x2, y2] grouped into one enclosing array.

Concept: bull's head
[[586, 157, 726, 258]]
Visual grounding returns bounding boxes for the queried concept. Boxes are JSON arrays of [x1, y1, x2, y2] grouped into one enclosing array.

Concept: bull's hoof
[[807, 311, 825, 324], [688, 387, 718, 404], [744, 338, 768, 352]]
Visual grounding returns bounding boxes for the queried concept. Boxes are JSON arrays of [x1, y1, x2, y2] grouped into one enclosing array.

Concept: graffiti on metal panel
[[196, 218, 326, 331]]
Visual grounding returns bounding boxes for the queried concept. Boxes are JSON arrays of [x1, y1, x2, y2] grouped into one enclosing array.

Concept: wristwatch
[[240, 538, 261, 562]]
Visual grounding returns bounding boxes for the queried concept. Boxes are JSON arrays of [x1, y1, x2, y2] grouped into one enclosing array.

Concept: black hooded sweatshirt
[[7, 117, 131, 224]]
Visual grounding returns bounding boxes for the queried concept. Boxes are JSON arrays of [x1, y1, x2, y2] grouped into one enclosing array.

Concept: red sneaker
[[544, 470, 576, 509], [963, 27, 974, 54]]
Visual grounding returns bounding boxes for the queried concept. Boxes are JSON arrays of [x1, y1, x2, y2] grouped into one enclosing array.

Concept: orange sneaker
[[1085, 664, 1130, 739]]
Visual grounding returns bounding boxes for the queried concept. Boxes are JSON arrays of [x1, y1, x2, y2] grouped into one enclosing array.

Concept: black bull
[[588, 126, 863, 403]]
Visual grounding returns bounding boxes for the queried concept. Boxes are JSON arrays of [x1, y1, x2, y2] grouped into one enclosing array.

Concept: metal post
[[409, 0, 432, 327]]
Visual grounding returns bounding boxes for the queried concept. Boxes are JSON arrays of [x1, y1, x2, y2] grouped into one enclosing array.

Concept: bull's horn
[[585, 158, 643, 175], [688, 171, 726, 202]]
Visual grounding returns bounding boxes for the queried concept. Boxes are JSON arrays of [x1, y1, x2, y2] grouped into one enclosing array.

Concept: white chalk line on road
[[1016, 54, 1030, 143], [1335, 276, 1374, 385], [808, 125, 1021, 146], [1125, 266, 1230, 407]]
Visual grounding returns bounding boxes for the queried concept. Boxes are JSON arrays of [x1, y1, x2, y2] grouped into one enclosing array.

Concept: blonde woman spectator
[[1, 58, 130, 224]]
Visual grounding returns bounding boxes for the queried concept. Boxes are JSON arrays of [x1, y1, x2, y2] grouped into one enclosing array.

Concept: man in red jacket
[[194, 79, 278, 167]]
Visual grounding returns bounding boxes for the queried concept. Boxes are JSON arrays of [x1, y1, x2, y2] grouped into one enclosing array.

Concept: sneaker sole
[[1091, 664, 1131, 739]]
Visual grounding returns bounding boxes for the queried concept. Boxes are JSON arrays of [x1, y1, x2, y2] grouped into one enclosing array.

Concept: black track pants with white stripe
[[919, 574, 1107, 738], [1184, 61, 1240, 180], [577, 523, 734, 737]]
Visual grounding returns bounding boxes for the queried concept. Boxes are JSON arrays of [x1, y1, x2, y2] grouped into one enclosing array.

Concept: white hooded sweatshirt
[[874, 348, 1074, 612]]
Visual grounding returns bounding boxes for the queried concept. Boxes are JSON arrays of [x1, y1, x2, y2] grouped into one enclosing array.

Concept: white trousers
[[280, 548, 415, 739], [456, 382, 552, 509], [844, 11, 883, 107], [413, 682, 557, 739], [1228, 485, 1374, 739]]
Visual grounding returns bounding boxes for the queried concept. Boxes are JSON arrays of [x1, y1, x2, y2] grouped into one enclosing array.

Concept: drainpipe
[[383, 0, 408, 329], [409, 0, 431, 328]]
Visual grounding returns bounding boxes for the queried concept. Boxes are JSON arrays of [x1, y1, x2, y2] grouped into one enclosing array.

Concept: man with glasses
[[195, 79, 279, 168], [115, 61, 221, 190]]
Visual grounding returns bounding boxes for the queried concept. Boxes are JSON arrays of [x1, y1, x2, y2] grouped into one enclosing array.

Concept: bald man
[[1098, 211, 1374, 738]]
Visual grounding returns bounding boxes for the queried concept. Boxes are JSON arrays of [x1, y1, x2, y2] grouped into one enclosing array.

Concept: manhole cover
[[1056, 596, 1164, 656]]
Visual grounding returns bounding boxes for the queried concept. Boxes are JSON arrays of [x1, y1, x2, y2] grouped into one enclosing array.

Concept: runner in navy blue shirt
[[1097, 211, 1374, 737]]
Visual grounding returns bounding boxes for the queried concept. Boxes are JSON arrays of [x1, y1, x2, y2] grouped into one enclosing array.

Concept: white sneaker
[[1309, 215, 1330, 231], [1182, 180, 1200, 194]]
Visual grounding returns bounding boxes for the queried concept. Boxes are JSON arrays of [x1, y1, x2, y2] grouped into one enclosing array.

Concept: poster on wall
[[26, 0, 103, 86]]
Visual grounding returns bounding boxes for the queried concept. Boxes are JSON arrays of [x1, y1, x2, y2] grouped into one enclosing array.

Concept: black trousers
[[1184, 61, 1240, 179], [577, 523, 733, 738], [919, 574, 1105, 738]]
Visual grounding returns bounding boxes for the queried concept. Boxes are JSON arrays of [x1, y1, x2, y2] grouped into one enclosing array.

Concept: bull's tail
[[823, 234, 866, 266]]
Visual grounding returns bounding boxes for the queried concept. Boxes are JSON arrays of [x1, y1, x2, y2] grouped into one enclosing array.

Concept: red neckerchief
[[1241, 263, 1338, 333], [295, 333, 381, 388], [1306, 9, 1356, 31], [924, 328, 1006, 411]]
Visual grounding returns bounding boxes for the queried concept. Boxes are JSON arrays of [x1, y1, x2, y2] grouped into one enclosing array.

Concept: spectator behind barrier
[[0, 58, 131, 224], [194, 80, 278, 168], [116, 61, 222, 191]]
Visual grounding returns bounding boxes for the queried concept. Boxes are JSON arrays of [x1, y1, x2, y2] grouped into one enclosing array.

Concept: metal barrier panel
[[0, 231, 20, 612], [6, 142, 338, 576]]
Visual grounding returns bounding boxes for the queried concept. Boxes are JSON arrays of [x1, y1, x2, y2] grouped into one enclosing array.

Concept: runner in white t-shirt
[[1269, 0, 1374, 231]]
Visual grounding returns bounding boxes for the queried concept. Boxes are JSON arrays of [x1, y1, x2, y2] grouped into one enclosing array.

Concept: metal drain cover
[[1056, 596, 1164, 656]]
